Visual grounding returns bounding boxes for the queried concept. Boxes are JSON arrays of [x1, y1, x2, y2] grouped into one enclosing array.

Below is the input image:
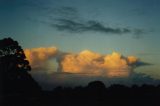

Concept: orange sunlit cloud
[[24, 47, 58, 70], [59, 50, 138, 77], [24, 47, 141, 77]]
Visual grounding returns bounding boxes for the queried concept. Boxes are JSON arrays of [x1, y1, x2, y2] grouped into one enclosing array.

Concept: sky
[[0, 0, 160, 89]]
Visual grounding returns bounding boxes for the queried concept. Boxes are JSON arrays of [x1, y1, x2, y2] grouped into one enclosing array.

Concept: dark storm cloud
[[51, 19, 131, 34]]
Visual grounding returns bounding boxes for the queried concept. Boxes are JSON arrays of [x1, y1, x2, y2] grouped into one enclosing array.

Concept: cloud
[[48, 7, 145, 37], [57, 50, 148, 77], [25, 5, 145, 37], [24, 47, 149, 78], [52, 19, 131, 34], [51, 7, 79, 20], [24, 47, 58, 70]]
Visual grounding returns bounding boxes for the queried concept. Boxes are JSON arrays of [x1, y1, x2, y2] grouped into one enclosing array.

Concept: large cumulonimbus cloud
[[57, 50, 147, 77], [24, 47, 149, 77]]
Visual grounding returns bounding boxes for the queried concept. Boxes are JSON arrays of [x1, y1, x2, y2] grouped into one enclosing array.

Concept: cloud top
[[24, 47, 149, 78]]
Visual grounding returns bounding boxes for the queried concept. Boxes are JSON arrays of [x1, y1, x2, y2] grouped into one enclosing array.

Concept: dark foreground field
[[1, 81, 160, 106]]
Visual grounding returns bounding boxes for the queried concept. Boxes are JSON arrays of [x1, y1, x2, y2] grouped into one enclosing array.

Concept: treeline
[[2, 81, 160, 106], [42, 81, 160, 106], [52, 81, 160, 99]]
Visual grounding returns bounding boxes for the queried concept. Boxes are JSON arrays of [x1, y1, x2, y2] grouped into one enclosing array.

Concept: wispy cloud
[[51, 19, 131, 34], [49, 7, 144, 36], [25, 4, 146, 38]]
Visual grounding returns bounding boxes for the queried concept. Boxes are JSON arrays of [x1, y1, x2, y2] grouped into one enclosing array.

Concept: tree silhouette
[[0, 38, 41, 94], [87, 81, 106, 90]]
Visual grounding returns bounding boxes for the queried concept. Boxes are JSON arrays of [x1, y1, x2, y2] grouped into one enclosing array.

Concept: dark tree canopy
[[0, 38, 41, 94], [87, 81, 106, 90]]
